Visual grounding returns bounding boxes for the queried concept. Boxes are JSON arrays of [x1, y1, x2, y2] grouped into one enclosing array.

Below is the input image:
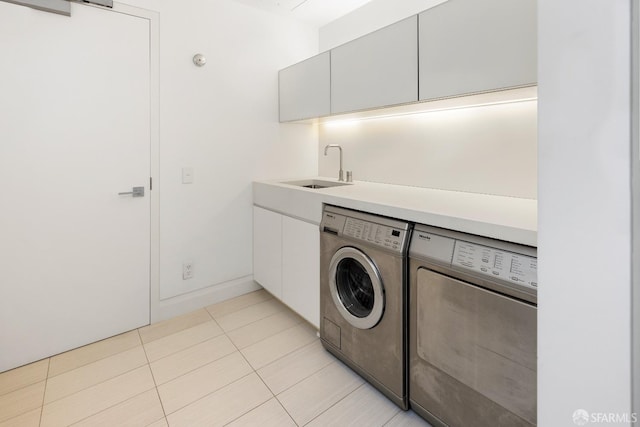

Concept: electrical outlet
[[183, 261, 194, 280]]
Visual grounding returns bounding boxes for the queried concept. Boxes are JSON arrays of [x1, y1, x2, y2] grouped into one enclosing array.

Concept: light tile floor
[[0, 290, 431, 427]]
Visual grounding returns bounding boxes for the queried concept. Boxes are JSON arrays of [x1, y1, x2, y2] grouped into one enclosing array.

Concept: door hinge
[[81, 0, 113, 8], [2, 0, 71, 16]]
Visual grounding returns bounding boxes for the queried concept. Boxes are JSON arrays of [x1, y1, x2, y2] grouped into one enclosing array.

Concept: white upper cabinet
[[277, 1, 537, 121], [330, 15, 418, 114], [279, 52, 330, 122], [418, 0, 537, 101]]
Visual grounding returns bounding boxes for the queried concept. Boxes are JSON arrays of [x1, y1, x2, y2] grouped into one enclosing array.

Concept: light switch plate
[[182, 167, 194, 184]]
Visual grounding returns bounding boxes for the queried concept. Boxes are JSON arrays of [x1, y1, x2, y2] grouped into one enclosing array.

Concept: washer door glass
[[336, 258, 375, 318], [329, 247, 384, 329]]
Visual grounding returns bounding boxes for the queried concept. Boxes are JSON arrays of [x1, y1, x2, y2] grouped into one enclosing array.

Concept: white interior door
[[0, 2, 151, 372]]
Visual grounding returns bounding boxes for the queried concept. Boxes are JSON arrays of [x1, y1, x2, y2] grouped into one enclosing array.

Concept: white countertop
[[253, 177, 537, 247]]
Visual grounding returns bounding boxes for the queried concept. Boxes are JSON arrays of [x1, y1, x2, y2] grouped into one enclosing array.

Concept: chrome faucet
[[324, 144, 344, 181]]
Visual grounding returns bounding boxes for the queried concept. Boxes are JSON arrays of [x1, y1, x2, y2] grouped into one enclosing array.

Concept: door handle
[[118, 186, 145, 197]]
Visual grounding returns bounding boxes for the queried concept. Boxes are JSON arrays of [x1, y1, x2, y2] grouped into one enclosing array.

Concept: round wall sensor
[[193, 54, 206, 67]]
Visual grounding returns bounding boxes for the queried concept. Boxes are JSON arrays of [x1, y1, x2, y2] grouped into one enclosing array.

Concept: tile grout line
[[301, 381, 404, 427], [38, 358, 51, 427], [219, 327, 278, 426], [0, 360, 46, 398], [41, 364, 156, 425], [381, 408, 408, 427], [41, 333, 154, 425], [257, 341, 336, 398], [149, 340, 236, 388], [300, 382, 368, 427], [149, 302, 272, 418], [215, 308, 288, 334], [3, 291, 427, 427], [141, 318, 250, 388], [40, 352, 149, 407], [271, 390, 301, 427], [237, 321, 320, 371], [222, 307, 303, 336], [140, 314, 213, 346], [229, 327, 330, 427], [230, 317, 305, 351], [0, 361, 50, 426], [163, 371, 258, 418], [65, 387, 158, 427], [46, 329, 141, 379], [273, 358, 338, 398], [136, 328, 169, 423], [143, 321, 225, 365], [205, 294, 276, 322], [168, 296, 328, 425]]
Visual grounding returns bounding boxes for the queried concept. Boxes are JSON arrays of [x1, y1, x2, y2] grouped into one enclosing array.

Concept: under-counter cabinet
[[282, 216, 320, 328], [278, 52, 330, 122], [253, 206, 282, 297], [418, 0, 536, 100], [331, 15, 418, 114], [253, 206, 320, 328]]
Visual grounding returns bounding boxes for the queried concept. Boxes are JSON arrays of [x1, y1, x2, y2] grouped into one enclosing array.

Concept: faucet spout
[[323, 144, 344, 181]]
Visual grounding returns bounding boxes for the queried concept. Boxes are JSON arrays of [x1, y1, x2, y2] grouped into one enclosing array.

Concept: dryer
[[409, 224, 537, 427], [320, 205, 412, 409]]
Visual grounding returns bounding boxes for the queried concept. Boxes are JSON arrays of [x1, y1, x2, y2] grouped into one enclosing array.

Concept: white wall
[[119, 0, 319, 319], [633, 2, 640, 417], [538, 1, 633, 425], [319, 100, 537, 198], [318, 0, 537, 199], [319, 0, 447, 51]]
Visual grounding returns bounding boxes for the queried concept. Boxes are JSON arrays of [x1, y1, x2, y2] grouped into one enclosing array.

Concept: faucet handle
[[346, 171, 353, 183]]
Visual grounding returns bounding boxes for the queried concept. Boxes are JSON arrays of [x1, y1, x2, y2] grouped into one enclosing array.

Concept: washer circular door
[[328, 246, 384, 329]]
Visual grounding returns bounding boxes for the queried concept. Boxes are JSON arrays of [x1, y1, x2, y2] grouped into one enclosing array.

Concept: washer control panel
[[452, 241, 537, 290], [320, 207, 409, 254], [343, 217, 406, 252]]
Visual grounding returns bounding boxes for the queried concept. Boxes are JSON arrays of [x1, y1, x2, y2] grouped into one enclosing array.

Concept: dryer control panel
[[410, 227, 537, 298], [452, 241, 537, 290]]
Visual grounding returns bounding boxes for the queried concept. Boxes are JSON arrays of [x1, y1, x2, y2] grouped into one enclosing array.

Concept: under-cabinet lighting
[[321, 86, 537, 128]]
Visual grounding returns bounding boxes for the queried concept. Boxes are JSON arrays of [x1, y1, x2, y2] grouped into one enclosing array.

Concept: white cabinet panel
[[419, 0, 537, 101], [253, 206, 282, 298], [279, 52, 330, 122], [282, 217, 320, 328], [331, 15, 418, 114]]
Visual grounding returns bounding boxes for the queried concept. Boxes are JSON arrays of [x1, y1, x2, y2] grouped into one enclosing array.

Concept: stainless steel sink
[[282, 179, 351, 189]]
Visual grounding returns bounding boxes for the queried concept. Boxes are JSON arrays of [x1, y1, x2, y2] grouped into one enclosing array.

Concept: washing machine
[[409, 223, 537, 427], [320, 205, 412, 410]]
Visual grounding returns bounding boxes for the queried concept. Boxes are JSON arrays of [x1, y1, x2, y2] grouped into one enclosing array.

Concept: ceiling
[[233, 0, 374, 27]]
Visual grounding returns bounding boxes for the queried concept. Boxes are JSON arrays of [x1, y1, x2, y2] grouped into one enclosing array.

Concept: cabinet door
[[419, 0, 536, 101], [282, 216, 320, 328], [279, 52, 330, 122], [253, 206, 282, 298], [331, 15, 418, 114]]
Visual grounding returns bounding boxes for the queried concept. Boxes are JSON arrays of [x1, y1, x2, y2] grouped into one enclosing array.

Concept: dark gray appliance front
[[320, 205, 412, 410], [409, 224, 537, 427]]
